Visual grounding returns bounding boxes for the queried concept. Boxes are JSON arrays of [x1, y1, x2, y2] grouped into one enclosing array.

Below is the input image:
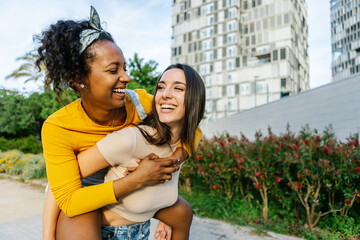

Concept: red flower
[[323, 146, 329, 154], [227, 138, 232, 142], [298, 173, 303, 179], [261, 147, 266, 153], [283, 135, 288, 140], [234, 167, 239, 172], [200, 146, 204, 151], [220, 140, 225, 147], [354, 167, 360, 174], [304, 138, 309, 145], [198, 168, 204, 174], [293, 144, 299, 151], [255, 172, 261, 177], [276, 145, 281, 152], [256, 183, 261, 188], [197, 155, 203, 160], [315, 136, 321, 142], [275, 176, 282, 184], [206, 154, 211, 158], [209, 163, 215, 168], [345, 200, 352, 206], [355, 140, 359, 147], [348, 140, 354, 147], [233, 153, 239, 158], [238, 158, 245, 165], [213, 185, 219, 190], [278, 196, 283, 201], [239, 166, 245, 171], [295, 182, 302, 189]]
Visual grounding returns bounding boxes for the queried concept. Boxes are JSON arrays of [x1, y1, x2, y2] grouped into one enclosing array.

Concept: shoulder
[[98, 127, 137, 154], [134, 89, 153, 114], [44, 99, 81, 126]]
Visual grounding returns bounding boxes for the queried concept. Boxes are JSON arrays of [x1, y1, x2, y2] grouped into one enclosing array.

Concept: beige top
[[97, 125, 181, 222]]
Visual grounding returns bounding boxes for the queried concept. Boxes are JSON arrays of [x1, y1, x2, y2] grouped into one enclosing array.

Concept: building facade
[[171, 0, 309, 122], [330, 0, 360, 81]]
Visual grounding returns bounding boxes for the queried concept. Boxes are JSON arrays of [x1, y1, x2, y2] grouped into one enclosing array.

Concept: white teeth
[[113, 88, 126, 93], [161, 104, 176, 109]]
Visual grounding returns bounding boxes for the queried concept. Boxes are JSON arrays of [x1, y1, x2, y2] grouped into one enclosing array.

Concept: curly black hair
[[34, 20, 114, 98]]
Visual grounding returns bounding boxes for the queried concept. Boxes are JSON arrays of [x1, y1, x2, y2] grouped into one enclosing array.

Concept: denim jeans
[[101, 220, 150, 240]]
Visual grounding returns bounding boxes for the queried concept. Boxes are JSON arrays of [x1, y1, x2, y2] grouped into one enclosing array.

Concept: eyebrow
[[105, 62, 120, 68], [158, 80, 186, 86]]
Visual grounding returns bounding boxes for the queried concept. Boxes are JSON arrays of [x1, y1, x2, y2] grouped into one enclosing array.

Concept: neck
[[81, 100, 126, 126], [169, 125, 181, 145]]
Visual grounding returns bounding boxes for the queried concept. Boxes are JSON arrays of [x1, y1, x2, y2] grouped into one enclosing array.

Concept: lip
[[160, 102, 177, 110], [112, 87, 126, 93]]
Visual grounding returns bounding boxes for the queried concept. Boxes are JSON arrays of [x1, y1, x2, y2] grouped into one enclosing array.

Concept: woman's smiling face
[[155, 68, 186, 130], [82, 40, 130, 111]]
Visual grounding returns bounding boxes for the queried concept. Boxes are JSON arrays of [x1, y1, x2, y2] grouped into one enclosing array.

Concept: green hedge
[[180, 125, 360, 238], [0, 136, 42, 154]]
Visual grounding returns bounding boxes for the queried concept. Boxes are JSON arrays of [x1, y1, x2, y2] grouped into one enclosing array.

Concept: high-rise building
[[330, 0, 360, 81], [171, 0, 309, 122]]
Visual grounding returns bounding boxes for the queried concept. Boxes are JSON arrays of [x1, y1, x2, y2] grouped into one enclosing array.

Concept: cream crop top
[[97, 125, 181, 222]]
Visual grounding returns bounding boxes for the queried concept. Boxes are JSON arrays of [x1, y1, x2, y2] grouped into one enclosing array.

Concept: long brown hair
[[137, 63, 205, 156]]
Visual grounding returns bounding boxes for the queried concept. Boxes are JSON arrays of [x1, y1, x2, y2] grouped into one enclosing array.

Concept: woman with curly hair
[[37, 6, 201, 240]]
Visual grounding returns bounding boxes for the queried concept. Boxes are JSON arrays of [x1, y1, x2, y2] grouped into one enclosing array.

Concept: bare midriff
[[101, 208, 139, 226]]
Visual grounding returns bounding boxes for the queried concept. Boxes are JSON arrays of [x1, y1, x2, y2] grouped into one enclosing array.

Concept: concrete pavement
[[0, 178, 303, 240]]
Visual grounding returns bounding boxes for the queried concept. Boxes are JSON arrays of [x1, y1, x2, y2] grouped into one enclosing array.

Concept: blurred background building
[[171, 0, 309, 122], [330, 0, 360, 81]]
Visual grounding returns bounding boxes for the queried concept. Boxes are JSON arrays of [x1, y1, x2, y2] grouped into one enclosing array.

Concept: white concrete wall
[[200, 74, 360, 141]]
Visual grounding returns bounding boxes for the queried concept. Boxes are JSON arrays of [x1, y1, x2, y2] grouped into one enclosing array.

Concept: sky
[[0, 0, 331, 93]]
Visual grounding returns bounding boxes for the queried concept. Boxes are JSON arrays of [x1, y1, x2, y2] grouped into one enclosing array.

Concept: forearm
[[43, 187, 60, 240]]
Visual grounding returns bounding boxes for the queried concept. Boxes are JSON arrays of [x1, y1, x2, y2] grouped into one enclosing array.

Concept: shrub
[[0, 150, 46, 180], [0, 135, 42, 154], [181, 125, 360, 236]]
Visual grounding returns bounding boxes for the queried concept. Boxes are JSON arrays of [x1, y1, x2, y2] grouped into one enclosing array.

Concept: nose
[[119, 70, 131, 83], [162, 87, 173, 99]]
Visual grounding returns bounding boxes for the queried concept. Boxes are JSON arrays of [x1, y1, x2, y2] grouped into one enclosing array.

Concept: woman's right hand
[[132, 153, 179, 185], [112, 153, 179, 200]]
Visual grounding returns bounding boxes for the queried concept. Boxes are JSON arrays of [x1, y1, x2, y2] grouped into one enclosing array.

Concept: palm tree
[[5, 51, 45, 84]]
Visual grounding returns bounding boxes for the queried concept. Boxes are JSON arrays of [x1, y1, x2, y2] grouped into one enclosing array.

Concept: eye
[[157, 84, 165, 90], [109, 69, 118, 74]]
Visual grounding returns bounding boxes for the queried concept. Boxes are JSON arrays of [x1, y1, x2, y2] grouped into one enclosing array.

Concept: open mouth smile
[[112, 88, 126, 94], [161, 104, 176, 110]]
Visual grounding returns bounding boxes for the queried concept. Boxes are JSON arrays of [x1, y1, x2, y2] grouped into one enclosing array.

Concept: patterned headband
[[79, 6, 111, 55]]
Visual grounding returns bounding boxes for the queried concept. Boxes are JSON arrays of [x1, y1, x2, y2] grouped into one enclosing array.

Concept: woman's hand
[[131, 153, 179, 185], [155, 221, 172, 240]]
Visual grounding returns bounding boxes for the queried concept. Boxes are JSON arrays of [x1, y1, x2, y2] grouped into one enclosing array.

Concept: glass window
[[273, 49, 278, 61], [240, 83, 251, 95], [277, 15, 282, 26], [227, 86, 235, 97], [256, 81, 267, 94], [263, 19, 268, 29], [280, 48, 286, 59], [284, 13, 290, 24], [281, 78, 286, 88], [251, 35, 256, 45]]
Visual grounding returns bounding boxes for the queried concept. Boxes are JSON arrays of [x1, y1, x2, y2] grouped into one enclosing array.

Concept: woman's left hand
[[154, 221, 172, 240]]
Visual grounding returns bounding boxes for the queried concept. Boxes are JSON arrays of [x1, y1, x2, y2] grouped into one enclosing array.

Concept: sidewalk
[[0, 178, 303, 240]]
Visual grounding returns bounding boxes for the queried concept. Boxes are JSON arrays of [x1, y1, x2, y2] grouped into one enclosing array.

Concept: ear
[[73, 82, 85, 91]]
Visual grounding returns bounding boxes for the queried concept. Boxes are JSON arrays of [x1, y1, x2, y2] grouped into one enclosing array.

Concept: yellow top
[[42, 89, 202, 217]]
